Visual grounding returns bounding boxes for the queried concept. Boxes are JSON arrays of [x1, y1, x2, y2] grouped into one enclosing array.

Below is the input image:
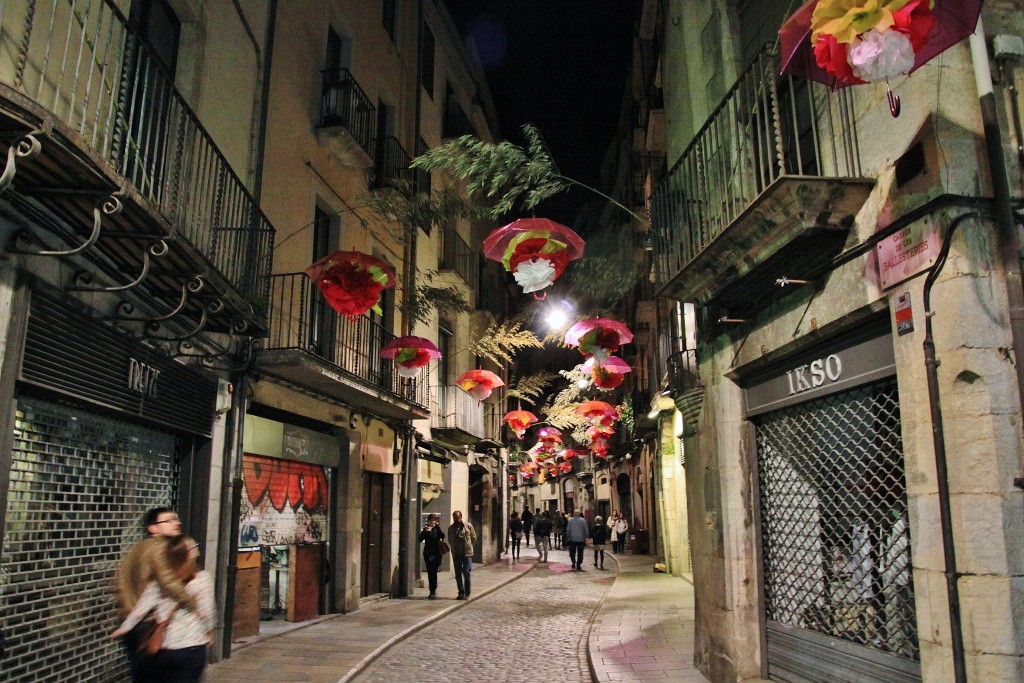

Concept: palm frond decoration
[[467, 321, 543, 366], [541, 365, 589, 437], [507, 372, 559, 405]]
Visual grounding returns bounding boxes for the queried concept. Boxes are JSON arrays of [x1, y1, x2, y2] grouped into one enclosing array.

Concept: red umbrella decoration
[[780, 0, 983, 116], [519, 461, 539, 480], [565, 318, 633, 363], [379, 336, 441, 378], [305, 250, 396, 319], [583, 355, 633, 390], [482, 218, 586, 296], [576, 400, 621, 423], [456, 369, 504, 401], [503, 410, 539, 440], [536, 426, 563, 445], [558, 461, 573, 474]]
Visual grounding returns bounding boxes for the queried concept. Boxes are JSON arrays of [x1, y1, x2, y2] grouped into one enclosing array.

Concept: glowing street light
[[544, 299, 574, 330]]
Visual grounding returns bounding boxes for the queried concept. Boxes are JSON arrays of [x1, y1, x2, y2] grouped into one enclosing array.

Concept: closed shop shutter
[[755, 378, 921, 683], [0, 397, 179, 683]]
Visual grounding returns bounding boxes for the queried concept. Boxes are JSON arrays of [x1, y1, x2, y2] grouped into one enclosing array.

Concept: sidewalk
[[205, 558, 533, 683], [590, 551, 709, 682]]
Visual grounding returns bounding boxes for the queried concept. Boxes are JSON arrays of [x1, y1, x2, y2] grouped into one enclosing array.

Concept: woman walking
[[509, 511, 524, 561], [112, 535, 215, 682], [590, 516, 610, 569], [418, 513, 446, 598]]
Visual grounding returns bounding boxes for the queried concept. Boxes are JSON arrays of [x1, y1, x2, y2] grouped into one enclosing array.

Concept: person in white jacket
[[614, 515, 629, 553], [112, 535, 216, 683]]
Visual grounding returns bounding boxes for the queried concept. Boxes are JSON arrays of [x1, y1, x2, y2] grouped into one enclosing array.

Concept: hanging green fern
[[507, 371, 559, 405], [467, 321, 543, 366]]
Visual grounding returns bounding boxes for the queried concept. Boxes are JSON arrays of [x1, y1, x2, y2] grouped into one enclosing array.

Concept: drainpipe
[[217, 370, 250, 658], [922, 212, 976, 683]]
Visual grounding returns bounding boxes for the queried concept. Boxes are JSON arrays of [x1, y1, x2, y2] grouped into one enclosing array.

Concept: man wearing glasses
[[114, 507, 197, 680]]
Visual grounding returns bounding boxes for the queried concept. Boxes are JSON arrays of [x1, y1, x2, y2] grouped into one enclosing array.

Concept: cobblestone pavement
[[353, 549, 614, 683]]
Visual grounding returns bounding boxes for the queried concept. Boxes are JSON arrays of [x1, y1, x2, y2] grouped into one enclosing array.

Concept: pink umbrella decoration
[[456, 369, 504, 400], [779, 0, 983, 116], [379, 336, 441, 378], [536, 426, 563, 444], [583, 356, 633, 390], [482, 218, 586, 295], [564, 318, 633, 363], [305, 250, 396, 319], [503, 410, 539, 440]]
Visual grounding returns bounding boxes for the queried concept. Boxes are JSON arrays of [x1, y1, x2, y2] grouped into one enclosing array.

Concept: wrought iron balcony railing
[[370, 136, 414, 190], [320, 68, 376, 155], [650, 44, 864, 293], [440, 227, 478, 289], [265, 272, 426, 407], [0, 0, 275, 307], [430, 385, 484, 439]]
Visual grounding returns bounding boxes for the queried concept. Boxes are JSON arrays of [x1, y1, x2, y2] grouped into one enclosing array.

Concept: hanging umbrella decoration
[[583, 356, 633, 390], [565, 318, 633, 364], [503, 410, 539, 440], [779, 0, 984, 117], [379, 336, 441, 378], [305, 250, 396, 319], [518, 461, 539, 480], [483, 218, 586, 297], [456, 369, 504, 401], [576, 400, 620, 459]]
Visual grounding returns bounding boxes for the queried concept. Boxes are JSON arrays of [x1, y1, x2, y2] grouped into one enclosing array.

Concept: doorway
[[361, 472, 392, 596]]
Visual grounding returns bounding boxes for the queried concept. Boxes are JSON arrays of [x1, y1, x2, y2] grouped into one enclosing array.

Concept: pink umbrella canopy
[[456, 369, 504, 401], [779, 0, 982, 114], [503, 410, 539, 440], [379, 336, 441, 377], [575, 400, 620, 423], [564, 318, 633, 362], [305, 250, 397, 319], [482, 218, 586, 295], [583, 355, 633, 390]]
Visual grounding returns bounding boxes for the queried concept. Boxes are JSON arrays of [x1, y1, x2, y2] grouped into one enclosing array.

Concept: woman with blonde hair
[[113, 536, 216, 682]]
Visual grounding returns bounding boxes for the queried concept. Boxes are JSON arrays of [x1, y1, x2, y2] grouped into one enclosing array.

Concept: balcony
[[259, 272, 428, 420], [0, 0, 274, 336], [650, 45, 873, 318], [666, 348, 703, 433], [430, 385, 485, 446], [317, 68, 375, 168], [370, 136, 422, 191], [440, 227, 478, 289]]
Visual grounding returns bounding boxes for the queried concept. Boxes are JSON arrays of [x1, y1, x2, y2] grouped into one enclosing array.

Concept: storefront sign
[[128, 359, 161, 397], [876, 221, 939, 289], [744, 332, 895, 417]]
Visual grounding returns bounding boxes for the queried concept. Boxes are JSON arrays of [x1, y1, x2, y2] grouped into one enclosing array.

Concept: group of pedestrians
[[508, 508, 630, 570], [112, 507, 216, 682]]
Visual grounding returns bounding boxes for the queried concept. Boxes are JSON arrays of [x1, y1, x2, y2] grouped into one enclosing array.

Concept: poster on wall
[[238, 453, 329, 547]]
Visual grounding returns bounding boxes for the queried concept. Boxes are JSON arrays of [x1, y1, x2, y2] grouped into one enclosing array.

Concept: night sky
[[444, 2, 641, 224]]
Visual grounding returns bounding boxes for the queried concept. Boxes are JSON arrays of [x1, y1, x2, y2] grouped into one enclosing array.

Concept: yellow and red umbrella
[[456, 369, 504, 400], [503, 410, 539, 440]]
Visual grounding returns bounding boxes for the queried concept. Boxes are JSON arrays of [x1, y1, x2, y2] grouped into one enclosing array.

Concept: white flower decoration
[[466, 384, 492, 400], [396, 364, 422, 378], [512, 257, 556, 293], [848, 28, 915, 82]]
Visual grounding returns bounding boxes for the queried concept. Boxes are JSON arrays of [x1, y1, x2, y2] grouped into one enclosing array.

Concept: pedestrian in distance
[[418, 513, 445, 598], [521, 507, 534, 547], [565, 510, 589, 571], [114, 507, 197, 682], [590, 516, 610, 569], [112, 535, 216, 683], [614, 514, 629, 554], [533, 510, 553, 562], [609, 511, 619, 552], [508, 511, 524, 561], [553, 509, 566, 549], [447, 510, 477, 599]]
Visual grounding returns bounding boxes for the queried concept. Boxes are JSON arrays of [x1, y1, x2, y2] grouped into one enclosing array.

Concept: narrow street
[[205, 549, 707, 683]]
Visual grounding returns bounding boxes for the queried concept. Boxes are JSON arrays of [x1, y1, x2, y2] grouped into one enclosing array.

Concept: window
[[130, 0, 180, 74], [420, 23, 435, 98], [382, 0, 398, 42], [307, 205, 338, 357]]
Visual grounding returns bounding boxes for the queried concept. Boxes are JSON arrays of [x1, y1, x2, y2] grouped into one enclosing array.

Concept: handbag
[[438, 539, 450, 556], [136, 604, 180, 657]]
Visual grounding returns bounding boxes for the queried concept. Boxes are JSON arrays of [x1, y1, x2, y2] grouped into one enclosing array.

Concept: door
[[361, 472, 391, 596], [468, 468, 484, 563]]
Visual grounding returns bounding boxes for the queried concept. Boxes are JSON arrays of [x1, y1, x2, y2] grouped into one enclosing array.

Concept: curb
[[335, 562, 536, 683], [585, 552, 622, 683]]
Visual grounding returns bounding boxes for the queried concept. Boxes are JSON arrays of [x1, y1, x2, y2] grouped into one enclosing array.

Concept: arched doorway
[[615, 472, 632, 527]]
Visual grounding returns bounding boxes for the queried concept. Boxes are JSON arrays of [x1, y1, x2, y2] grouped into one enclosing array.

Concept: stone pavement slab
[[589, 551, 709, 683]]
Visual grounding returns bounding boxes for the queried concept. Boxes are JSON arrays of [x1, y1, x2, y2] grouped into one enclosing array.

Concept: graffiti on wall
[[239, 454, 329, 547]]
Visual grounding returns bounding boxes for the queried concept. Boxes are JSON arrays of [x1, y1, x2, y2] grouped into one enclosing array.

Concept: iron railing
[[649, 44, 863, 291], [440, 227, 478, 289], [666, 349, 700, 393], [320, 67, 376, 155], [371, 136, 412, 189], [265, 272, 426, 407], [430, 385, 484, 438], [0, 0, 275, 305]]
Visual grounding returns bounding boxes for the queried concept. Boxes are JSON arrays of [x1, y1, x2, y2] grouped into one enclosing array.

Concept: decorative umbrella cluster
[[576, 400, 620, 459]]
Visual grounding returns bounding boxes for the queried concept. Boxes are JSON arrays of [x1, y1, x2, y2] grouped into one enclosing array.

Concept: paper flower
[[512, 256, 558, 294], [456, 370, 504, 401], [380, 336, 441, 378], [503, 410, 539, 440], [305, 251, 396, 320]]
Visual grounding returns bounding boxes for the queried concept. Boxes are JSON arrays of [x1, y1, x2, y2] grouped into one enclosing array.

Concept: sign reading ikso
[[744, 331, 896, 417]]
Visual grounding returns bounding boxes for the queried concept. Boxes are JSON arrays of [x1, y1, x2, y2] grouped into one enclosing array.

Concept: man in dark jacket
[[565, 511, 589, 571], [520, 507, 534, 546], [533, 510, 553, 562], [447, 510, 477, 599]]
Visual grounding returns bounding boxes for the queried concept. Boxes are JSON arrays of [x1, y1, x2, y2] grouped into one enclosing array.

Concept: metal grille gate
[[1, 397, 179, 682], [755, 379, 920, 682]]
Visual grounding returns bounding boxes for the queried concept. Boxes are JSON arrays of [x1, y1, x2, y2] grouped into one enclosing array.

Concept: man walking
[[565, 510, 589, 571], [114, 507, 196, 681], [534, 510, 553, 563], [447, 510, 477, 599], [521, 507, 534, 547]]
